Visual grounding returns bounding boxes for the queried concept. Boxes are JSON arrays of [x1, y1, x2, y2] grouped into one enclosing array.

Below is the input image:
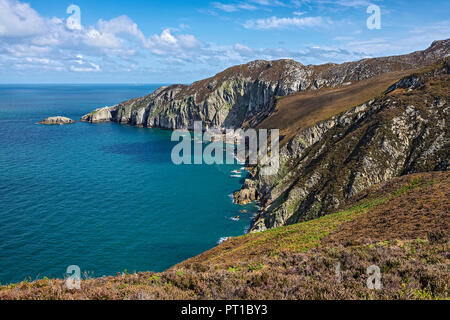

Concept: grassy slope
[[1, 172, 448, 300], [179, 172, 449, 267], [254, 70, 414, 145]]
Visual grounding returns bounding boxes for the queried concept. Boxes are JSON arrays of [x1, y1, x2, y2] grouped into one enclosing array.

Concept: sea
[[0, 84, 256, 284]]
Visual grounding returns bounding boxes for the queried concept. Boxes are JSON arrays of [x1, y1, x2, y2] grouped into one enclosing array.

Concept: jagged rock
[[80, 106, 116, 123], [39, 116, 75, 125], [233, 179, 258, 205]]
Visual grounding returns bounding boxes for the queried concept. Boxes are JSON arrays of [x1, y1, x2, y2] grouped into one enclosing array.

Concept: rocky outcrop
[[248, 59, 450, 232], [39, 116, 75, 125], [81, 40, 450, 131], [233, 179, 258, 205], [80, 107, 116, 123]]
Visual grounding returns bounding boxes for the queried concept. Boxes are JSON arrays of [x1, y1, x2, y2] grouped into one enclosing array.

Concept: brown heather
[[255, 70, 414, 145]]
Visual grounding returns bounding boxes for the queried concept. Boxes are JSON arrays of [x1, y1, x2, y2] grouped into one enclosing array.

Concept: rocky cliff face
[[248, 59, 449, 232], [81, 40, 450, 130]]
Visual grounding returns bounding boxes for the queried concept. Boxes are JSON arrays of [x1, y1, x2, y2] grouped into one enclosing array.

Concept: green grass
[[393, 177, 423, 196], [258, 197, 385, 254], [257, 175, 433, 255], [188, 174, 435, 267]]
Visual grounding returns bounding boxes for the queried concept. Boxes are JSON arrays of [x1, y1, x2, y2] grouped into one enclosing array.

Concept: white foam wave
[[217, 237, 229, 244]]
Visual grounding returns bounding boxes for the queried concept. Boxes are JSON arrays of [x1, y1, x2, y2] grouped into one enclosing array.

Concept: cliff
[[247, 59, 449, 231], [81, 40, 450, 131]]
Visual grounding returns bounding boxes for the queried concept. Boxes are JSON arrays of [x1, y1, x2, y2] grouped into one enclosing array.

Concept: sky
[[0, 0, 449, 84]]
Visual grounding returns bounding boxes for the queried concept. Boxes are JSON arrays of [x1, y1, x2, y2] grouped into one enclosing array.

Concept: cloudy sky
[[0, 0, 449, 83]]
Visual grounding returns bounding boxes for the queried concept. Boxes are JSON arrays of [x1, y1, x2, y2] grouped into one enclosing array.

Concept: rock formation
[[39, 116, 75, 125], [248, 59, 449, 232], [233, 179, 258, 205]]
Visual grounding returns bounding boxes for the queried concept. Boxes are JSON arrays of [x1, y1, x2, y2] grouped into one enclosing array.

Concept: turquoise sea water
[[0, 85, 255, 284]]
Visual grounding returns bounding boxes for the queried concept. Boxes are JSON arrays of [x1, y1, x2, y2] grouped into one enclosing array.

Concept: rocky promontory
[[39, 116, 75, 125], [81, 40, 450, 131]]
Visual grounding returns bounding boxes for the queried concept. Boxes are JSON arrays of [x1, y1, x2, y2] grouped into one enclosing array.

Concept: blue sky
[[0, 0, 449, 83]]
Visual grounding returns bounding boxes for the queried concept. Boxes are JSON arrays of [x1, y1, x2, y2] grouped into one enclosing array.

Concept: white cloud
[[210, 0, 286, 13], [0, 0, 363, 77], [83, 28, 123, 49], [148, 29, 202, 55], [250, 0, 286, 6], [332, 0, 375, 7], [0, 0, 45, 37], [96, 15, 150, 48], [212, 2, 240, 12], [0, 0, 204, 73], [232, 42, 367, 64], [244, 16, 330, 29], [1, 0, 442, 82], [70, 59, 101, 72], [0, 0, 366, 79], [300, 0, 376, 8]]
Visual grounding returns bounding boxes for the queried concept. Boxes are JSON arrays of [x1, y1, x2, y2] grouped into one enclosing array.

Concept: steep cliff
[[248, 59, 449, 232], [81, 40, 450, 130]]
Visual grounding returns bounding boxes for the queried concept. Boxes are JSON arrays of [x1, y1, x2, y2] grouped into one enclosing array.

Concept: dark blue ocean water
[[0, 84, 255, 284]]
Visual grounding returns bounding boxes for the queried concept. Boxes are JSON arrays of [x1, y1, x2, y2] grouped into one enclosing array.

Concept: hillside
[[238, 58, 449, 232], [254, 70, 415, 145], [1, 172, 448, 300], [80, 40, 450, 132]]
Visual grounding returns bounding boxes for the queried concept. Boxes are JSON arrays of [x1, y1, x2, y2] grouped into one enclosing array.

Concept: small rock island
[[39, 116, 75, 125]]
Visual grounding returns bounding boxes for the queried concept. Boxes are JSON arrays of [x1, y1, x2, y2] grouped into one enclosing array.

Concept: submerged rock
[[39, 116, 75, 125]]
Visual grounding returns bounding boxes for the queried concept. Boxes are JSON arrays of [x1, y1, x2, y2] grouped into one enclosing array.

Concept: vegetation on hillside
[[248, 58, 449, 231], [1, 172, 448, 300]]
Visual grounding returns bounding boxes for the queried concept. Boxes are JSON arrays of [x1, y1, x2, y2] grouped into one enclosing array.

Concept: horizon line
[[0, 83, 176, 85]]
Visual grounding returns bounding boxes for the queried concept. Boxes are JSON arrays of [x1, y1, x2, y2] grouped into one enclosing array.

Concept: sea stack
[[39, 116, 75, 125]]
